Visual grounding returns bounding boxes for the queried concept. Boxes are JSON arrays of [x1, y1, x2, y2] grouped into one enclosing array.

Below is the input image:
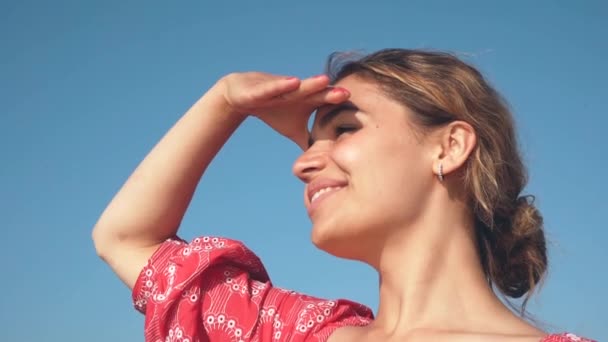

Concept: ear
[[433, 121, 476, 179]]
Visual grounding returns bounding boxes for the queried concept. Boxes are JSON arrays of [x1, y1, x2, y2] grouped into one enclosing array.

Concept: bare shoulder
[[327, 325, 367, 342], [424, 333, 546, 342], [327, 326, 549, 342]]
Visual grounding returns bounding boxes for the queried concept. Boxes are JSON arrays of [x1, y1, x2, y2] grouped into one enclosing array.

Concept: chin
[[310, 222, 369, 261]]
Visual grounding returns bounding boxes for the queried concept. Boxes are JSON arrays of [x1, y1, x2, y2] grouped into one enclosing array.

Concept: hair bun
[[495, 195, 547, 299], [512, 195, 543, 236]]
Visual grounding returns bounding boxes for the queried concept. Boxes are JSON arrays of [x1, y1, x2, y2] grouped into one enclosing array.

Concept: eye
[[334, 125, 358, 137]]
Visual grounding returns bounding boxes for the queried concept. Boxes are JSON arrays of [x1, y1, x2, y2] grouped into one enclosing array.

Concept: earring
[[438, 164, 444, 182]]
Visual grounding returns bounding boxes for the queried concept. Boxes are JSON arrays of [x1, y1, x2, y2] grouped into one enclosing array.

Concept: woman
[[93, 49, 595, 341]]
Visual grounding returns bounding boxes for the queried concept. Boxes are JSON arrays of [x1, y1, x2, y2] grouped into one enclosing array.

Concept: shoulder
[[133, 235, 269, 313], [132, 235, 374, 342], [261, 292, 373, 341]]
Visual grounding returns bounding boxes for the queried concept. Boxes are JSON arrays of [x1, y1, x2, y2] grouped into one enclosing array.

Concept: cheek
[[329, 138, 361, 170], [366, 138, 432, 206]]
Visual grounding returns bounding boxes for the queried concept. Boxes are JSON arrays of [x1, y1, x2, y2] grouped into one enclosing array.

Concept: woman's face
[[293, 75, 438, 260]]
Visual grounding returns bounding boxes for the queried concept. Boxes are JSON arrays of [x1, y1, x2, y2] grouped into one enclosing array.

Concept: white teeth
[[311, 187, 342, 203]]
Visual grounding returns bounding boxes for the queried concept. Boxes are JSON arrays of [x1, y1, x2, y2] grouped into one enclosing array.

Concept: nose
[[292, 146, 328, 183]]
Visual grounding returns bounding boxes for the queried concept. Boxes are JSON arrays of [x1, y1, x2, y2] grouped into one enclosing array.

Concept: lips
[[306, 179, 347, 213], [310, 186, 343, 203]]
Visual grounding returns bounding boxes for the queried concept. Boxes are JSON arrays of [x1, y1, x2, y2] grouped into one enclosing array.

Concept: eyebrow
[[308, 101, 359, 147], [317, 101, 359, 128]]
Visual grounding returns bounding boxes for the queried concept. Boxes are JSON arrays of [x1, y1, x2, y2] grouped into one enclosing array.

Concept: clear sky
[[1, 0, 606, 340]]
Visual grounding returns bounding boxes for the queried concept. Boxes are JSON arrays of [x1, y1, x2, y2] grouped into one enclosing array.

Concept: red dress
[[132, 236, 595, 342]]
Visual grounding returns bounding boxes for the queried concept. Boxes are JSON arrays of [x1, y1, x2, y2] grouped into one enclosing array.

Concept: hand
[[219, 72, 350, 149]]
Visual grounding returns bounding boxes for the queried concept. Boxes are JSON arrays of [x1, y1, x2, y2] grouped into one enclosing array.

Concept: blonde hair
[[327, 49, 547, 311]]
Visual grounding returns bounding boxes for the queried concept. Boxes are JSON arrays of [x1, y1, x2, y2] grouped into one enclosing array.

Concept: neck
[[367, 195, 532, 337]]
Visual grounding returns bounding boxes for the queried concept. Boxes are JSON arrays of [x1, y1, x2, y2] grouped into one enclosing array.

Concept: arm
[[92, 82, 245, 288], [92, 72, 348, 289]]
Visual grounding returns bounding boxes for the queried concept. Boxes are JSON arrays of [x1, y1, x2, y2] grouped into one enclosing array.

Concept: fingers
[[253, 76, 301, 100], [293, 74, 331, 96], [324, 86, 351, 104], [269, 74, 330, 101], [306, 86, 351, 105], [271, 75, 349, 104], [251, 72, 349, 108], [294, 74, 350, 105]]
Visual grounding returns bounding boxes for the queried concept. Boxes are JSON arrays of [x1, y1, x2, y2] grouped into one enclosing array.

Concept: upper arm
[[108, 235, 374, 341], [132, 236, 272, 340]]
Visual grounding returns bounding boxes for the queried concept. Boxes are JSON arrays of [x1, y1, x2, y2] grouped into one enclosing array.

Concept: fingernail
[[332, 87, 349, 95], [285, 76, 298, 81], [314, 74, 327, 79]]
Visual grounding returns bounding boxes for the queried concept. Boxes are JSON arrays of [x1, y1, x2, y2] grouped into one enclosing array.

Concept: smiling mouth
[[310, 186, 344, 204]]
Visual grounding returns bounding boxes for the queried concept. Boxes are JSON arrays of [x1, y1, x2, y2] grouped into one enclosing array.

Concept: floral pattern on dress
[[132, 236, 595, 342], [542, 333, 597, 342], [132, 236, 373, 342]]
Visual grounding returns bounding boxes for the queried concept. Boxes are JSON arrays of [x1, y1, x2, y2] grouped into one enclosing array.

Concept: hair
[[326, 48, 547, 312]]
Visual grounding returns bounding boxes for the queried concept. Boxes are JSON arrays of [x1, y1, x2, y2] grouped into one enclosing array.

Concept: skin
[[93, 72, 547, 341], [92, 72, 344, 287], [297, 75, 547, 341]]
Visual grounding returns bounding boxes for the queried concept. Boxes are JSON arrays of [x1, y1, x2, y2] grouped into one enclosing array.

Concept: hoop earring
[[438, 164, 444, 182]]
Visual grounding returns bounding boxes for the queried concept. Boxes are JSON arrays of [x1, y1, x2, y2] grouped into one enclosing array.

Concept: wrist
[[212, 75, 249, 120], [195, 79, 247, 124]]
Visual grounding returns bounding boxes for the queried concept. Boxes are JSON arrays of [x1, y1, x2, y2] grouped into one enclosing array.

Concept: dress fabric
[[133, 236, 373, 342], [132, 236, 595, 342]]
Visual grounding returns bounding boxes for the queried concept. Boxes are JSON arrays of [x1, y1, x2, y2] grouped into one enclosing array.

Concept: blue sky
[[1, 0, 606, 340]]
